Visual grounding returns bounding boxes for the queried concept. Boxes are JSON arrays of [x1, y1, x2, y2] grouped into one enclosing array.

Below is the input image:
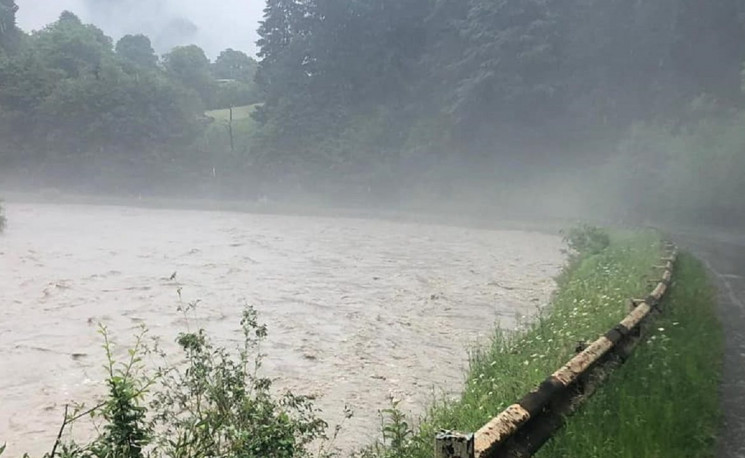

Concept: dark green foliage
[[115, 34, 158, 70], [212, 48, 258, 82], [150, 306, 329, 457], [250, 0, 745, 201], [33, 11, 113, 78], [210, 49, 260, 108], [163, 45, 214, 107], [90, 327, 153, 458], [3, 0, 745, 209], [0, 0, 21, 55], [0, 12, 208, 194]]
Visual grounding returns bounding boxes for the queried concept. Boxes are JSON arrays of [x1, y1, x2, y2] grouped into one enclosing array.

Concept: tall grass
[[358, 229, 662, 457], [538, 253, 722, 457]]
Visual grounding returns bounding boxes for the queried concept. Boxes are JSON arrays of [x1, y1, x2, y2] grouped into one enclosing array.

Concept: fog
[[1, 0, 745, 455], [15, 0, 263, 56]]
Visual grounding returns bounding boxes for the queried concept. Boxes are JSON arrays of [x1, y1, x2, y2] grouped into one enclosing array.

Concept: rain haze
[[1, 1, 745, 457]]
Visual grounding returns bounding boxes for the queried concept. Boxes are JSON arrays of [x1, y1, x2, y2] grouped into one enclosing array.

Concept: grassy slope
[[199, 105, 261, 155], [205, 104, 262, 122], [363, 230, 664, 457], [537, 252, 722, 457]]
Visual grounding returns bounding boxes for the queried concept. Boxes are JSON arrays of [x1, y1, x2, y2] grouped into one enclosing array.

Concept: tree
[[0, 51, 61, 161], [38, 55, 201, 156], [0, 0, 21, 55], [115, 34, 158, 69], [447, 0, 562, 147], [163, 44, 214, 106], [212, 48, 257, 82], [254, 0, 313, 108], [32, 11, 113, 78]]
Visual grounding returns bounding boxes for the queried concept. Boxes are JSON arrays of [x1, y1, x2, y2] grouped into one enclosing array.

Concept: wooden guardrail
[[435, 242, 678, 458]]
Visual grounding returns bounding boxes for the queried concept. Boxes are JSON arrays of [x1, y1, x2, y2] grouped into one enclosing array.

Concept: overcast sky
[[16, 0, 264, 58]]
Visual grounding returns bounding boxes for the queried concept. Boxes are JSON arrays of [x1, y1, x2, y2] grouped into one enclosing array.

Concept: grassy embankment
[[362, 229, 722, 458], [538, 252, 722, 457]]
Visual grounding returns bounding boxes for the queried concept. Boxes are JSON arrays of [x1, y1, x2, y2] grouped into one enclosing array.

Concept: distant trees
[[33, 11, 113, 78], [0, 11, 214, 192], [254, 0, 745, 163], [213, 48, 257, 82], [0, 0, 20, 55], [115, 34, 158, 69], [211, 48, 260, 109], [2, 0, 745, 209], [163, 44, 213, 107]]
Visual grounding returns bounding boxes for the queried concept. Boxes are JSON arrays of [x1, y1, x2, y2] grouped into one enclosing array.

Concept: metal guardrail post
[[435, 431, 475, 458]]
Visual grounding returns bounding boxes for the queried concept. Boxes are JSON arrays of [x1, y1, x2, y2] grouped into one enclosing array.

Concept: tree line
[[2, 0, 745, 221], [254, 0, 745, 169], [252, 0, 745, 218], [0, 3, 259, 194]]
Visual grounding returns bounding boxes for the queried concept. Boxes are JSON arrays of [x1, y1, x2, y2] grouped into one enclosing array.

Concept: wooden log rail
[[435, 242, 678, 458]]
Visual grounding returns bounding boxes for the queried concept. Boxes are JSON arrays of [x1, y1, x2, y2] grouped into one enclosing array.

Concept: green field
[[205, 104, 262, 122]]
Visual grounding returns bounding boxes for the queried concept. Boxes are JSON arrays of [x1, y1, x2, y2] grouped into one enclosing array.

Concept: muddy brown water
[[0, 203, 565, 455]]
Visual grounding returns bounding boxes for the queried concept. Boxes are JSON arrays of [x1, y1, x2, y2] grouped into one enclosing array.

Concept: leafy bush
[[4, 304, 331, 458], [149, 305, 329, 458]]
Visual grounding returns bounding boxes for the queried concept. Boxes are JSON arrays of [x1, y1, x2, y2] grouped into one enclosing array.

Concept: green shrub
[[5, 304, 331, 458]]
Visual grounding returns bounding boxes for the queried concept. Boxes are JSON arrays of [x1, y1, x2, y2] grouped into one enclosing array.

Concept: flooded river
[[0, 202, 564, 455]]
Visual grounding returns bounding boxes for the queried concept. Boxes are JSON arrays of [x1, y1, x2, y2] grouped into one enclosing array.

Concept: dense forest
[[0, 2, 260, 195], [2, 0, 745, 223]]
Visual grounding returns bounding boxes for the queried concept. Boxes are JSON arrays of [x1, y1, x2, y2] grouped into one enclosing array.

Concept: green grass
[[205, 103, 262, 122], [360, 230, 665, 457], [199, 105, 261, 155], [537, 252, 722, 458]]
